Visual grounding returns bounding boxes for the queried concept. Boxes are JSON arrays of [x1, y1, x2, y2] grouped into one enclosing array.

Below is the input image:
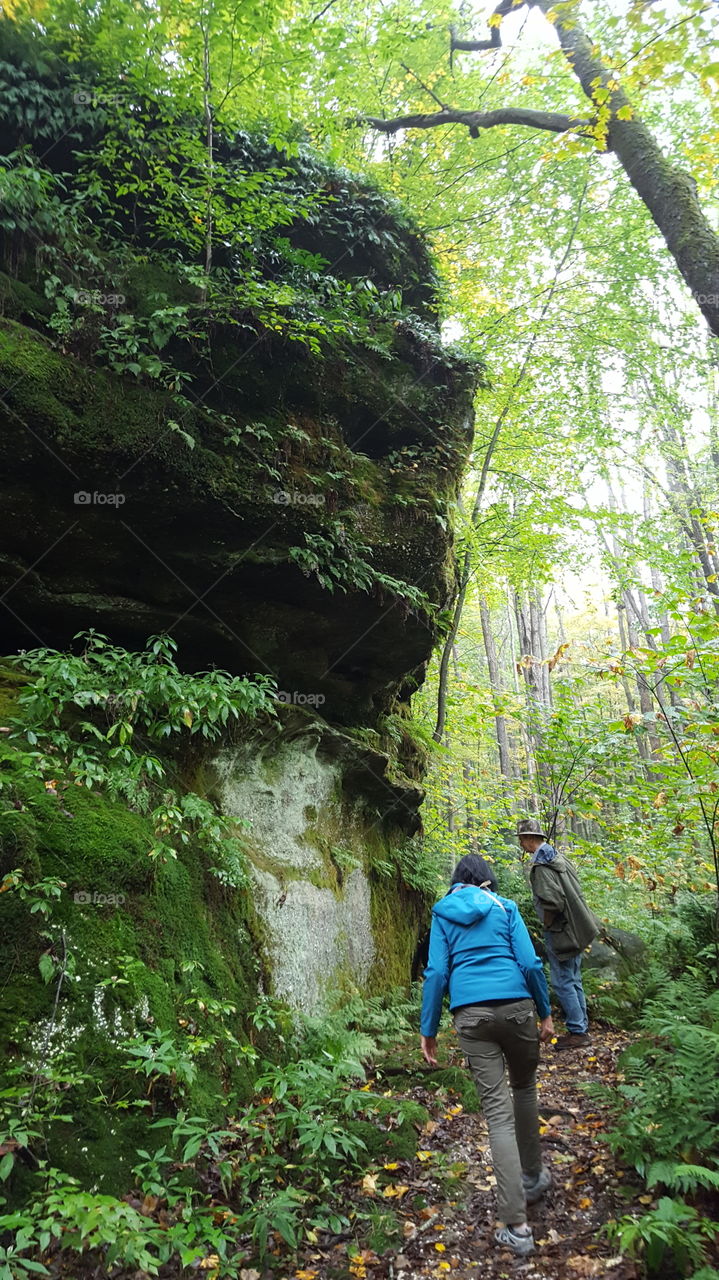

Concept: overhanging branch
[[362, 106, 592, 137]]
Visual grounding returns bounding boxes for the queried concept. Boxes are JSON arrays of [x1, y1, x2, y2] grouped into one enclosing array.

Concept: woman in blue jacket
[[420, 854, 554, 1257]]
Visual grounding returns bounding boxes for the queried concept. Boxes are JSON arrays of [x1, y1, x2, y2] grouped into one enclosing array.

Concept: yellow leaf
[[639, 1194, 654, 1205], [383, 1162, 399, 1170], [438, 1265, 451, 1272], [434, 1242, 446, 1252], [708, 574, 717, 583], [416, 1150, 433, 1162], [616, 104, 634, 121], [579, 1196, 592, 1209], [361, 1174, 378, 1195], [488, 12, 503, 25]]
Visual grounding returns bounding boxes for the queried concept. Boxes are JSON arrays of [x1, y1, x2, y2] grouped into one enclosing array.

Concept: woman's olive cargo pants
[[453, 998, 542, 1226]]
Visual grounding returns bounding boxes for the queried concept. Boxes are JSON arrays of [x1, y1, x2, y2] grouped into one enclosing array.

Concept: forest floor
[[285, 1028, 645, 1280]]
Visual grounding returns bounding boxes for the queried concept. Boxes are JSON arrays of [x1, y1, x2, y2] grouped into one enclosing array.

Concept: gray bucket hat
[[517, 818, 545, 838]]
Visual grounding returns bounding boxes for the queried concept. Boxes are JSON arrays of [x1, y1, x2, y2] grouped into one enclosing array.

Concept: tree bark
[[527, 0, 719, 338], [369, 0, 719, 338], [479, 596, 512, 786]]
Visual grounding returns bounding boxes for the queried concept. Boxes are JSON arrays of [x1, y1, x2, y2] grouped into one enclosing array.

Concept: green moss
[[347, 1096, 429, 1163], [0, 754, 260, 1192], [368, 864, 423, 992], [0, 272, 52, 324]]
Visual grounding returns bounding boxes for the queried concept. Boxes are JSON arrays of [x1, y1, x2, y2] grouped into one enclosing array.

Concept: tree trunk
[[530, 0, 719, 338], [479, 596, 512, 786]]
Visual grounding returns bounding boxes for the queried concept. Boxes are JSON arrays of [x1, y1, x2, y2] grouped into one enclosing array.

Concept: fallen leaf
[[361, 1174, 378, 1195], [579, 1196, 592, 1209], [566, 1257, 602, 1276]]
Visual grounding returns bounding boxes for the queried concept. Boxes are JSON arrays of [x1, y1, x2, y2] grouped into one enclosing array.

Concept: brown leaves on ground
[[286, 1027, 647, 1280]]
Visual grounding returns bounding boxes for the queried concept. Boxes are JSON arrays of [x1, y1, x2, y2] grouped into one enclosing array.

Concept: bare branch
[[362, 106, 592, 137], [450, 0, 520, 53], [450, 23, 501, 52]]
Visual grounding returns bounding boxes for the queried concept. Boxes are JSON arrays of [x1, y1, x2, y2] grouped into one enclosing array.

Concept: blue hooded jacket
[[420, 884, 551, 1036]]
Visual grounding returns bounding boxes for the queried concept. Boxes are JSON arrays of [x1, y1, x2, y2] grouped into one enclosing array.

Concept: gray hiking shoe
[[494, 1225, 535, 1256], [522, 1165, 552, 1203]]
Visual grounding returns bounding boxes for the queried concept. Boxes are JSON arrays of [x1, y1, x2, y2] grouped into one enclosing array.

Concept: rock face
[[210, 712, 426, 1011], [0, 63, 477, 1144], [0, 310, 474, 725]]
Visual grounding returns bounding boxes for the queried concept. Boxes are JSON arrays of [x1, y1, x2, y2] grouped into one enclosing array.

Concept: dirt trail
[[293, 1030, 643, 1280]]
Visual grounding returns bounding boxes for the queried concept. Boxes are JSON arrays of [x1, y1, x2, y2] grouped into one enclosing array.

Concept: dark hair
[[450, 854, 498, 892]]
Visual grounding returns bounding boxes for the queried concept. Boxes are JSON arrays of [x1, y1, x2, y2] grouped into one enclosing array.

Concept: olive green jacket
[[529, 850, 600, 957]]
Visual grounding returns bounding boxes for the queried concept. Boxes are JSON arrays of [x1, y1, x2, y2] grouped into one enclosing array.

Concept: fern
[[646, 1162, 719, 1194]]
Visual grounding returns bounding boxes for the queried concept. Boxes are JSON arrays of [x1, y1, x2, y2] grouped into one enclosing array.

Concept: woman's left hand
[[420, 1035, 438, 1066]]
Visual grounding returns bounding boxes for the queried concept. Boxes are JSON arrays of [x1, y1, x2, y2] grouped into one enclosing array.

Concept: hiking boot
[[554, 1032, 590, 1050], [522, 1165, 552, 1203], [494, 1225, 535, 1257]]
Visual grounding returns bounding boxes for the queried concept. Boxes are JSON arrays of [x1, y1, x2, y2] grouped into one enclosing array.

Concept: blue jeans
[[544, 935, 588, 1034]]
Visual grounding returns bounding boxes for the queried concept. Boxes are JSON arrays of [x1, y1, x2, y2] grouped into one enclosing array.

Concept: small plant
[[3, 633, 273, 878], [606, 1197, 719, 1275]]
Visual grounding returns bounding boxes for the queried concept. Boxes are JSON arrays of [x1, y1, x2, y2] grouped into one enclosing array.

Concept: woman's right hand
[[539, 1016, 555, 1043]]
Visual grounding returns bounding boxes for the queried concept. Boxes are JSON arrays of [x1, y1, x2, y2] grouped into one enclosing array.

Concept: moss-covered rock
[[0, 69, 477, 1201]]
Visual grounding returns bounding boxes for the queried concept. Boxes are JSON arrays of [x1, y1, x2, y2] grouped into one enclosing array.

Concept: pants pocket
[[454, 1009, 493, 1035], [506, 1009, 534, 1027]]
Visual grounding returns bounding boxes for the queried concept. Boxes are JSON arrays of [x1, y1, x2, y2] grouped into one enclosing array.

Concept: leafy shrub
[[601, 973, 719, 1177], [3, 631, 275, 877], [607, 1197, 719, 1276]]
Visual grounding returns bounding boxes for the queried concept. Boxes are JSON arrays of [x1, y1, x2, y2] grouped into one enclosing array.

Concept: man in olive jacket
[[517, 819, 600, 1050]]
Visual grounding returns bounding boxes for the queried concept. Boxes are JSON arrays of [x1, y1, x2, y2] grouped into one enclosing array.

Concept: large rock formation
[[0, 58, 477, 1186]]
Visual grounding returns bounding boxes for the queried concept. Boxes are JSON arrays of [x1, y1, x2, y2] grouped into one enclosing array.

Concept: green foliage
[[597, 903, 719, 1278], [289, 524, 430, 612], [606, 1197, 719, 1277], [0, 986, 427, 1274], [3, 631, 274, 877]]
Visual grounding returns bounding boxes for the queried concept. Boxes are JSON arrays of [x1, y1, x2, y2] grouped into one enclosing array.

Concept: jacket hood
[[433, 885, 498, 927], [531, 851, 569, 872]]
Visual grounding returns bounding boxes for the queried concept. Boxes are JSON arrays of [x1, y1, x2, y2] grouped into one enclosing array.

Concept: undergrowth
[[595, 896, 719, 1278]]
